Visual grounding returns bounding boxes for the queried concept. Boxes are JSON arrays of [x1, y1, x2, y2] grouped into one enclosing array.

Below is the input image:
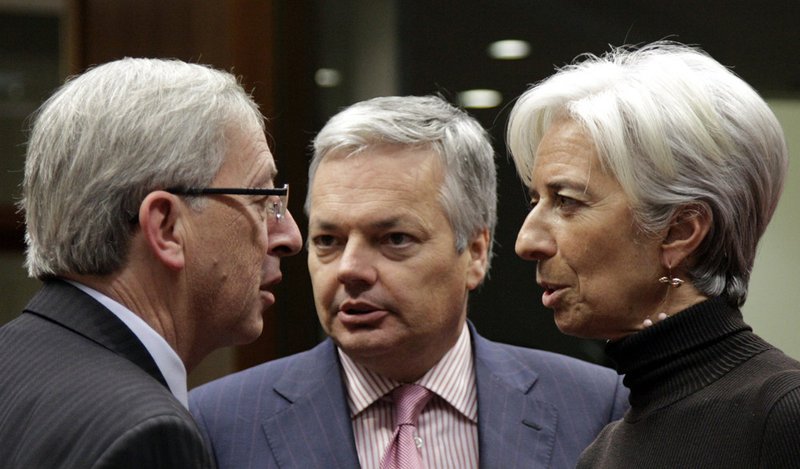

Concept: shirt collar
[[66, 280, 189, 408], [339, 321, 477, 422]]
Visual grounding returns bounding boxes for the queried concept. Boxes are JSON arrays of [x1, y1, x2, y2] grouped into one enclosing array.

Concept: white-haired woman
[[508, 42, 800, 467]]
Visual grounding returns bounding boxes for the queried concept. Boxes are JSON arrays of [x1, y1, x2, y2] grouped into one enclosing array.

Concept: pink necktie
[[380, 384, 433, 469]]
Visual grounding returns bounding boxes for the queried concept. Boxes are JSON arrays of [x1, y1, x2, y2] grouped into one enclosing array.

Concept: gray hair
[[21, 58, 264, 279], [307, 95, 497, 271], [507, 41, 788, 306]]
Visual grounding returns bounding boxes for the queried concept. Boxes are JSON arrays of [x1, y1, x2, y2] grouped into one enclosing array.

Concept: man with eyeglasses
[[0, 58, 302, 468], [190, 95, 629, 468]]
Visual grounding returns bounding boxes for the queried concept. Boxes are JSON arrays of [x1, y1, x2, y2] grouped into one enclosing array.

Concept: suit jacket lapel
[[258, 327, 558, 468], [24, 279, 168, 388], [471, 323, 558, 469], [261, 339, 361, 468]]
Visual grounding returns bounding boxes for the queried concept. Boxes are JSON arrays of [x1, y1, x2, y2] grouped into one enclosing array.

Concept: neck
[[63, 265, 196, 370], [639, 281, 709, 330]]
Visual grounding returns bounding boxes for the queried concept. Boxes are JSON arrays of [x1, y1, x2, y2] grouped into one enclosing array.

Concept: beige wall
[[744, 99, 800, 359]]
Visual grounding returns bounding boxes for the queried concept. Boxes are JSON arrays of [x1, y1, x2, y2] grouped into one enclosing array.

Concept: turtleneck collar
[[606, 296, 771, 420]]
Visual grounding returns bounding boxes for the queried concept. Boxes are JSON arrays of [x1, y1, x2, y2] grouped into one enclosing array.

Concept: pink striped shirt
[[339, 323, 479, 469]]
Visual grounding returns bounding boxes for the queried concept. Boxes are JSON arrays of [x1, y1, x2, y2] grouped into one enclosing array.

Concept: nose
[[515, 207, 556, 261], [268, 208, 303, 257], [337, 237, 377, 286]]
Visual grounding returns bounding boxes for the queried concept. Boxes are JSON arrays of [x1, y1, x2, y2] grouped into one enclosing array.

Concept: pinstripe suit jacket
[[190, 323, 628, 468], [0, 280, 215, 469]]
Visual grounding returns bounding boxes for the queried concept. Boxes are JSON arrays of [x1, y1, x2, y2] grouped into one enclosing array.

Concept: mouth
[[342, 306, 376, 315], [259, 274, 283, 304], [538, 280, 568, 308], [260, 272, 282, 290], [339, 299, 382, 315], [336, 300, 390, 327]]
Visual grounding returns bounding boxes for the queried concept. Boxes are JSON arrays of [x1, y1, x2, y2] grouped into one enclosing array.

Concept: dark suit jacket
[[190, 323, 628, 468], [0, 280, 215, 469]]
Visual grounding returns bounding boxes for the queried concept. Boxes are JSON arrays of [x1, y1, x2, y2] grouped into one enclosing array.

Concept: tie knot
[[391, 384, 433, 427]]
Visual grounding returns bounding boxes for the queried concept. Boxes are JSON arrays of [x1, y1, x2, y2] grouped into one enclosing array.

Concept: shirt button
[[414, 436, 423, 448]]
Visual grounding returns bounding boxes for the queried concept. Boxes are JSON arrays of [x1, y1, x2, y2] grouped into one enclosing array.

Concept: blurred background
[[1, 0, 798, 388]]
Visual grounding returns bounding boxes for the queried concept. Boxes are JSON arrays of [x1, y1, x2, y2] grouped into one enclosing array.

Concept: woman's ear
[[138, 191, 186, 271], [661, 203, 712, 269]]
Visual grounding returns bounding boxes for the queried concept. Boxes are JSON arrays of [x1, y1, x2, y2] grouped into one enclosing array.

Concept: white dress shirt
[[340, 322, 479, 468], [67, 280, 188, 407]]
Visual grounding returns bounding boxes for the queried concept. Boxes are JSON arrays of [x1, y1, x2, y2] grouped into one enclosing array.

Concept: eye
[[249, 195, 270, 216], [384, 232, 413, 247], [554, 194, 580, 210], [311, 234, 337, 248]]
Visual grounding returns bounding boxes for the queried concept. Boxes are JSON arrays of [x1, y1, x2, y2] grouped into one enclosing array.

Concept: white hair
[[307, 95, 497, 271], [507, 42, 788, 306], [21, 58, 264, 279]]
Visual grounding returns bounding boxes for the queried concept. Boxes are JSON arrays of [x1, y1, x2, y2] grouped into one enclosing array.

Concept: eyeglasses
[[165, 184, 289, 224]]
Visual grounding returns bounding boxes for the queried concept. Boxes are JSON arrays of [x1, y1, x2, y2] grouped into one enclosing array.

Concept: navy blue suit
[[190, 323, 628, 468]]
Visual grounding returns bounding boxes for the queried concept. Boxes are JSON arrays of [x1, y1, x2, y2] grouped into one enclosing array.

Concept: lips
[[343, 307, 375, 315], [336, 300, 390, 327], [537, 280, 568, 308], [538, 280, 565, 292], [260, 272, 282, 291], [258, 273, 283, 306], [339, 300, 381, 315]]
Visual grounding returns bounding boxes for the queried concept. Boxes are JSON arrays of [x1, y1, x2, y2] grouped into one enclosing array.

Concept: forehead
[[309, 146, 446, 222], [316, 145, 442, 190], [532, 119, 603, 182], [219, 125, 277, 185], [532, 119, 631, 207]]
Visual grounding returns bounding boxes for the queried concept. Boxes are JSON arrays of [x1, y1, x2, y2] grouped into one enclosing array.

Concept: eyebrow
[[310, 216, 406, 232], [256, 161, 279, 187], [531, 177, 591, 198], [267, 160, 279, 180]]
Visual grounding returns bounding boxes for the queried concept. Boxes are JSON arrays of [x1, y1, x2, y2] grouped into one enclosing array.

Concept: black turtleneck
[[577, 296, 800, 468]]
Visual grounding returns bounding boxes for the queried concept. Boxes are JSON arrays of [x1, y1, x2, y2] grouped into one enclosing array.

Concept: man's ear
[[466, 227, 490, 290], [661, 203, 712, 269], [138, 191, 187, 271]]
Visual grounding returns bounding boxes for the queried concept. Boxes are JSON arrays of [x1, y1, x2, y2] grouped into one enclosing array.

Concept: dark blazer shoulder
[[0, 281, 213, 468]]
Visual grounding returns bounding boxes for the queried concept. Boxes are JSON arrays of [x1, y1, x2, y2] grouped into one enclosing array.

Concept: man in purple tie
[[190, 95, 629, 469]]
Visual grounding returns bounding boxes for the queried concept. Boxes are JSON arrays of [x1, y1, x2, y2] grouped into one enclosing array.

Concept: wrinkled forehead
[[219, 125, 278, 185]]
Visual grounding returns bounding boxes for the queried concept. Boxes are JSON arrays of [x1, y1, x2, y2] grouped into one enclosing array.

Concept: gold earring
[[659, 276, 684, 287], [643, 267, 683, 328]]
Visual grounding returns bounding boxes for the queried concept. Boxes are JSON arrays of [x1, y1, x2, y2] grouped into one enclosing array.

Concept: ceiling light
[[488, 40, 530, 60], [315, 68, 342, 88], [457, 89, 502, 109]]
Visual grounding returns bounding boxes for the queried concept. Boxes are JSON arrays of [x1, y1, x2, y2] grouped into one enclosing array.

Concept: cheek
[[563, 236, 607, 280], [415, 260, 469, 310], [307, 258, 325, 290], [565, 233, 626, 294], [252, 223, 269, 254], [308, 262, 336, 309], [580, 241, 660, 308]]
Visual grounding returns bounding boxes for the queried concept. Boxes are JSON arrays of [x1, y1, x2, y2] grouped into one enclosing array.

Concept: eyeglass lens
[[267, 189, 288, 223]]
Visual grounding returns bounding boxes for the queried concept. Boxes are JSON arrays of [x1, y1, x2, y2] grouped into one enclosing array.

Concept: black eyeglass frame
[[164, 183, 289, 222]]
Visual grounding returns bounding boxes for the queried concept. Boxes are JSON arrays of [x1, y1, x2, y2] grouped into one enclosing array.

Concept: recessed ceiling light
[[488, 40, 530, 60], [315, 68, 342, 88], [457, 89, 502, 109]]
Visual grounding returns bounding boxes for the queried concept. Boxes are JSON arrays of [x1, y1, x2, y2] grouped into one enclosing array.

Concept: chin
[[334, 331, 396, 359], [554, 314, 592, 339], [233, 316, 265, 345]]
